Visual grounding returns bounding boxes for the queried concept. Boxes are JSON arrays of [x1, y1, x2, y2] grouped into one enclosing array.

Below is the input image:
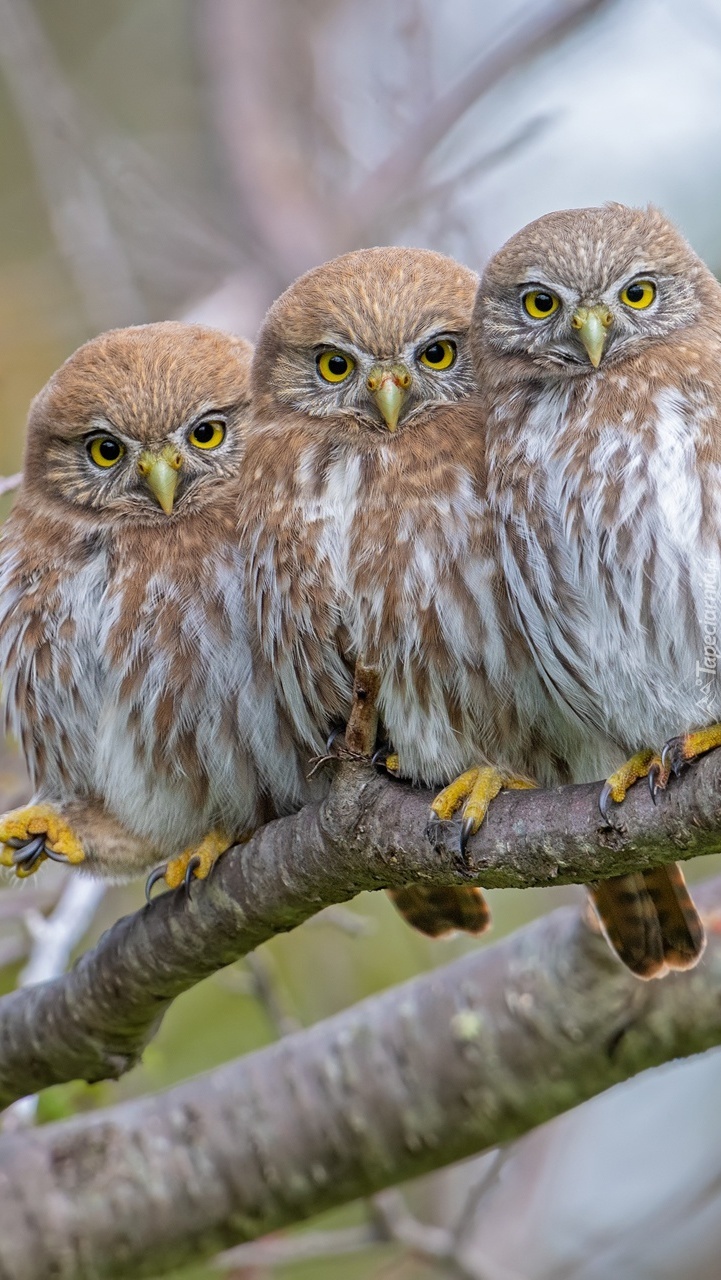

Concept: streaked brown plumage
[[0, 322, 309, 887], [241, 245, 581, 937], [474, 203, 711, 977]]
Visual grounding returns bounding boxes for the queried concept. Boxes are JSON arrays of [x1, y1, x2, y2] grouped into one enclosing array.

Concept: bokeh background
[[2, 2, 721, 1277]]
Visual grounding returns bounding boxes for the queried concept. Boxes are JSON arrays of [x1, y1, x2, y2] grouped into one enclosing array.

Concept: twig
[[1, 876, 105, 1131], [1, 873, 721, 1279], [0, 474, 22, 499], [372, 1189, 453, 1259], [244, 951, 301, 1039], [2, 747, 721, 1107], [345, 0, 616, 236]]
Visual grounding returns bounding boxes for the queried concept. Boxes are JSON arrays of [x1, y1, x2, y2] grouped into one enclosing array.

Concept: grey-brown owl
[[240, 246, 584, 937], [0, 322, 309, 889], [474, 203, 711, 977]]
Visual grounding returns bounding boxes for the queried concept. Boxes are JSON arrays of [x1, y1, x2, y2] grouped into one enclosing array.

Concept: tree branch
[[1, 748, 721, 1110], [0, 872, 720, 1280]]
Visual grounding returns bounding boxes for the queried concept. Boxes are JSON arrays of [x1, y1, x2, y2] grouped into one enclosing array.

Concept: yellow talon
[[163, 829, 230, 890], [603, 748, 661, 805], [599, 747, 669, 820], [430, 766, 537, 838], [0, 804, 85, 878]]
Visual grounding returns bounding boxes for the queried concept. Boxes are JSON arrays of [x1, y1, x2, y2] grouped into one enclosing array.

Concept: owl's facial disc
[[365, 363, 412, 432], [137, 444, 183, 514]]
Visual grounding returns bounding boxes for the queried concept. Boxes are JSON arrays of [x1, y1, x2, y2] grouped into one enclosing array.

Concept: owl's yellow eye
[[523, 290, 560, 319], [317, 350, 355, 383], [620, 279, 656, 310], [88, 436, 125, 468], [419, 339, 456, 370], [188, 419, 226, 449]]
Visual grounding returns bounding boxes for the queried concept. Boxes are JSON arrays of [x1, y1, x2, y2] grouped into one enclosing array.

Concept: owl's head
[[251, 247, 478, 440], [24, 322, 252, 526], [474, 204, 717, 382]]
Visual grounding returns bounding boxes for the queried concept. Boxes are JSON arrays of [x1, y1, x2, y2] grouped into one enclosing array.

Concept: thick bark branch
[[1, 750, 721, 1109], [0, 875, 720, 1280]]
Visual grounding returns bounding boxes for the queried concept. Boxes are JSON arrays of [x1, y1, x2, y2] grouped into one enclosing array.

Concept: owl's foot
[[599, 748, 667, 822], [0, 805, 85, 878], [145, 829, 231, 901], [661, 723, 721, 778], [427, 766, 537, 869]]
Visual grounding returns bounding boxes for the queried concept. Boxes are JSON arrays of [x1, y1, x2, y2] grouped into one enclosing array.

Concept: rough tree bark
[[0, 874, 720, 1280], [0, 749, 720, 1108]]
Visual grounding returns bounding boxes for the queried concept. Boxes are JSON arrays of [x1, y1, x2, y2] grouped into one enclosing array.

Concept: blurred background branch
[[1, 874, 721, 1280], [0, 0, 145, 330]]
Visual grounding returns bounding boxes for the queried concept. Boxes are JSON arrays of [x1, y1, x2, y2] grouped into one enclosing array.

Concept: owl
[[0, 322, 309, 891], [240, 246, 592, 937], [473, 202, 714, 977]]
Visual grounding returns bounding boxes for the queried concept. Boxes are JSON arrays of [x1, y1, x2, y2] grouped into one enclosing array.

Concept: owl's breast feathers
[[485, 325, 721, 757], [0, 502, 306, 856], [241, 402, 560, 785]]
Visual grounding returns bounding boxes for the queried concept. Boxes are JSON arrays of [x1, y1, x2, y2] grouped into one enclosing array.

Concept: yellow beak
[[137, 445, 182, 514], [367, 363, 412, 432], [572, 304, 614, 368]]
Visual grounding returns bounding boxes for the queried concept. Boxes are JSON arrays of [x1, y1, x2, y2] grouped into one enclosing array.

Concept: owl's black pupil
[[533, 293, 555, 313], [424, 343, 444, 364], [328, 355, 348, 375], [194, 422, 215, 442], [98, 439, 120, 461], [627, 284, 644, 302]]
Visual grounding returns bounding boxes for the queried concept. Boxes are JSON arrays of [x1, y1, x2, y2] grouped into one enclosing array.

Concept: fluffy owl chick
[[0, 322, 307, 889], [241, 245, 570, 938], [474, 203, 713, 977]]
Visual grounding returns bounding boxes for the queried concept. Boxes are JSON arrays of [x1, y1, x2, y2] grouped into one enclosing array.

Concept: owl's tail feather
[[387, 884, 491, 937], [588, 864, 705, 979]]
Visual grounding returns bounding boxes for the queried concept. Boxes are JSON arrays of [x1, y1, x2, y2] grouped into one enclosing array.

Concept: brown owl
[[0, 322, 309, 890], [240, 246, 582, 937], [474, 203, 713, 977]]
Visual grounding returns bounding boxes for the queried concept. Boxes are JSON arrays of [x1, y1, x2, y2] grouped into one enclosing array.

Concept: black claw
[[460, 816, 475, 855], [145, 864, 167, 904], [326, 727, 343, 754], [661, 739, 685, 777], [44, 847, 71, 864], [12, 834, 47, 867], [598, 782, 614, 823], [648, 764, 661, 804], [183, 855, 201, 896]]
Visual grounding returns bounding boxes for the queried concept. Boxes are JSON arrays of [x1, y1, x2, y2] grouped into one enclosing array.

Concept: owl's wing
[[247, 509, 355, 754], [0, 512, 108, 799]]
